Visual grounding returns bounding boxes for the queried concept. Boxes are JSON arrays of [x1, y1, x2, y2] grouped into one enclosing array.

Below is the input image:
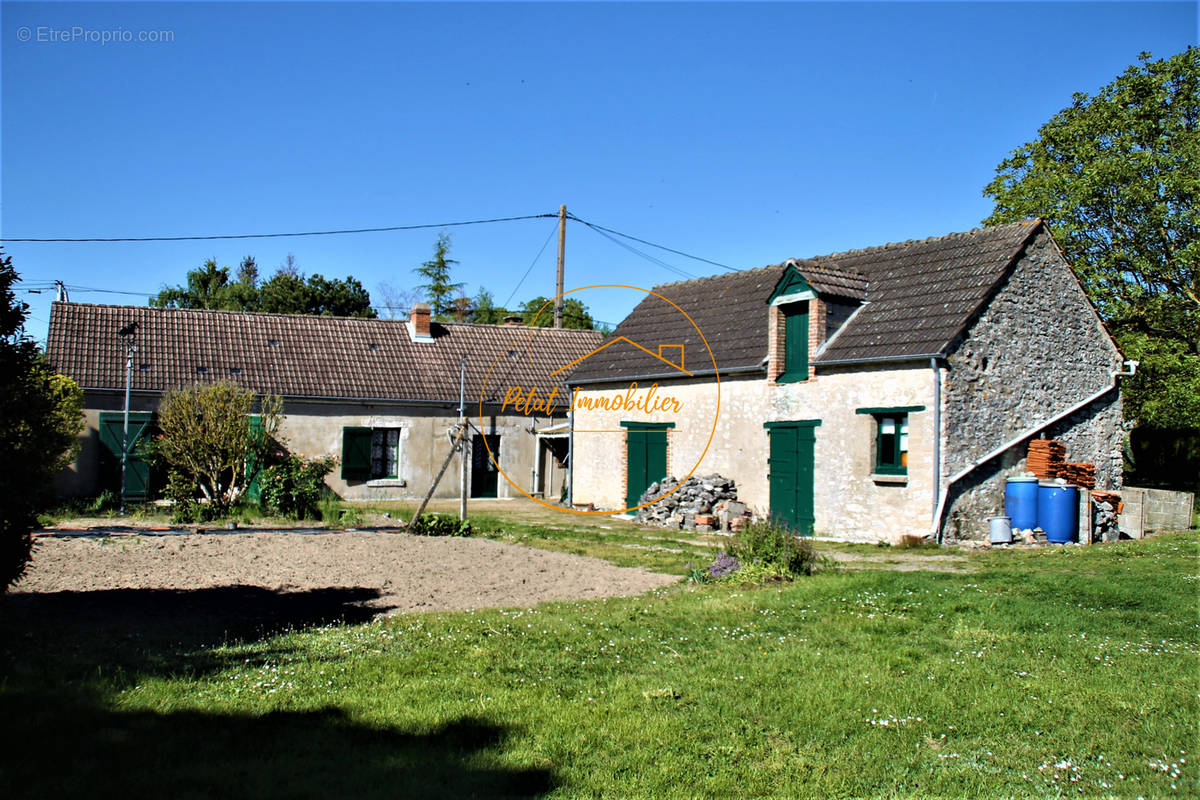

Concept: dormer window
[[778, 301, 809, 383], [768, 264, 816, 385]]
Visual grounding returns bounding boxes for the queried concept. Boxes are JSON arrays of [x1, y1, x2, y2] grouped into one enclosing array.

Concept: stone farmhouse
[[566, 220, 1127, 541], [46, 302, 601, 504]]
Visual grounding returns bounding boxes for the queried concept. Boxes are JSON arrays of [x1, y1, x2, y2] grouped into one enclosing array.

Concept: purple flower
[[709, 552, 741, 578]]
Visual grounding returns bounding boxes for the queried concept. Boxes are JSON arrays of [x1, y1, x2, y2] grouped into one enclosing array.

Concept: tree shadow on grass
[[0, 694, 555, 799], [1, 585, 392, 680], [0, 588, 557, 798]]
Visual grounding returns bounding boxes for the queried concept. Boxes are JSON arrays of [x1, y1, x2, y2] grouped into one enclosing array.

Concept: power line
[[503, 220, 560, 309], [568, 214, 739, 272], [578, 220, 698, 280], [1, 213, 557, 243]]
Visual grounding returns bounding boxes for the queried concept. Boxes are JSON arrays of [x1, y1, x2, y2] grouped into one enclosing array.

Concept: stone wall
[[940, 228, 1125, 540]]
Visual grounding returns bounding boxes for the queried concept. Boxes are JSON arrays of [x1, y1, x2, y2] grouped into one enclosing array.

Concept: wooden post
[[554, 204, 566, 328]]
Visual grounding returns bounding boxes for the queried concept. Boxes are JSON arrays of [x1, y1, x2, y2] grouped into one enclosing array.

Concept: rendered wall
[[56, 390, 559, 502]]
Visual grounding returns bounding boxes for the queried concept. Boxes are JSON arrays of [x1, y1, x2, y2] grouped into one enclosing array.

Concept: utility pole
[[459, 355, 468, 520], [554, 204, 566, 328]]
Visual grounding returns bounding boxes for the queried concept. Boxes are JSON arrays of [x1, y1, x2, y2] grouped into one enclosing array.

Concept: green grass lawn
[[2, 530, 1196, 798]]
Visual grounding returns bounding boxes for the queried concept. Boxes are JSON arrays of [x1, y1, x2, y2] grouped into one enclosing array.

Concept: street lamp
[[117, 321, 138, 514]]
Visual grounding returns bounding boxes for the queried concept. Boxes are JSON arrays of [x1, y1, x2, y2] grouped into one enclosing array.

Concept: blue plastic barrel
[[1038, 482, 1079, 543], [1005, 477, 1040, 530]]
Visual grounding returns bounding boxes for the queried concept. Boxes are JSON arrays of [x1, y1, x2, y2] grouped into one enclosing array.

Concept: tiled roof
[[565, 265, 785, 383], [46, 303, 603, 405], [568, 220, 1042, 381], [786, 259, 868, 300], [813, 220, 1040, 362]]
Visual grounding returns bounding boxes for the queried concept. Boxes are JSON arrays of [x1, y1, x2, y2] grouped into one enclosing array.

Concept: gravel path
[[13, 531, 678, 614]]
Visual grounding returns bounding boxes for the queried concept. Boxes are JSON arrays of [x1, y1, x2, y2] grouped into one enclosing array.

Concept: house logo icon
[[479, 284, 722, 516], [551, 337, 691, 378]]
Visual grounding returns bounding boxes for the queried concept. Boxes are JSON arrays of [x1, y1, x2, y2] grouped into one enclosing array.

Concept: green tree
[[469, 288, 510, 324], [983, 48, 1199, 431], [414, 233, 464, 319], [0, 250, 85, 589], [151, 258, 232, 309], [152, 255, 375, 318], [153, 382, 282, 518], [520, 296, 596, 330]]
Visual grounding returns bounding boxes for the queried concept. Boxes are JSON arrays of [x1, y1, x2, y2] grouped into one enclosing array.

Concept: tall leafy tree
[[469, 288, 510, 324], [151, 258, 232, 309], [0, 250, 85, 589], [414, 233, 464, 319], [152, 255, 375, 318], [983, 48, 1199, 431], [520, 295, 596, 330]]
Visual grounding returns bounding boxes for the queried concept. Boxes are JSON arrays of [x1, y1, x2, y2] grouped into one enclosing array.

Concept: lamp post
[[117, 322, 138, 515]]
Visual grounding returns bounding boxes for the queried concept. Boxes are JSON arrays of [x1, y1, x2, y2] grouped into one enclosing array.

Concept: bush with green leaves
[[725, 517, 821, 578], [150, 382, 282, 518], [1, 250, 85, 588], [408, 513, 474, 537], [260, 455, 336, 520]]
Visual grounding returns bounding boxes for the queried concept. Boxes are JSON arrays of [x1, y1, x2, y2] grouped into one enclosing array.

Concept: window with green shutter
[[341, 427, 373, 481], [778, 301, 809, 383], [856, 406, 923, 477], [342, 426, 403, 482]]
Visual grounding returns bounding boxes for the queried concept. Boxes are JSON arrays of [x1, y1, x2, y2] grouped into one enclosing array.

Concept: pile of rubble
[[1090, 490, 1123, 543], [636, 474, 750, 532]]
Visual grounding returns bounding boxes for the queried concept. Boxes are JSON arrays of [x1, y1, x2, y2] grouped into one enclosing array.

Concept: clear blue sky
[[3, 1, 1196, 342]]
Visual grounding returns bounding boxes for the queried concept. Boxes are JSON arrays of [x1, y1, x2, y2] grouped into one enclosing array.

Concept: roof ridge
[[53, 301, 410, 324], [801, 219, 1040, 263], [649, 262, 783, 293]]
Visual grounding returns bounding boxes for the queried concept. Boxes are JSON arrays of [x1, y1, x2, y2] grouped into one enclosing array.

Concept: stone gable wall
[[940, 229, 1125, 540]]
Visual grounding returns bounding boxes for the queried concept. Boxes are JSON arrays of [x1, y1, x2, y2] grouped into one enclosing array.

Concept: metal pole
[[459, 356, 468, 520], [566, 406, 574, 507], [120, 341, 133, 515]]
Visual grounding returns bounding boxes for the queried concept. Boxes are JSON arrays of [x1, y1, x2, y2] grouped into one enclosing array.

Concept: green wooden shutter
[[245, 415, 265, 503], [783, 303, 808, 380], [98, 411, 154, 500], [341, 427, 373, 481]]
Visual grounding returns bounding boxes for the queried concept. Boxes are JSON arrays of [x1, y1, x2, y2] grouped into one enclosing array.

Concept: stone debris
[[636, 474, 747, 530], [1090, 490, 1123, 543]]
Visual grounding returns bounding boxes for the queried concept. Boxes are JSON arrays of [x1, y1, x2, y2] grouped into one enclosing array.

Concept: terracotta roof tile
[[46, 303, 603, 404]]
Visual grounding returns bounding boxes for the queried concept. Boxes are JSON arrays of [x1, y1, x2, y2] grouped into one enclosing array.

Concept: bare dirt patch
[[14, 532, 678, 615]]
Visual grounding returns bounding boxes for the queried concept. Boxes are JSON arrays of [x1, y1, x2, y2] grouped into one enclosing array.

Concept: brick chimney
[[409, 303, 433, 342]]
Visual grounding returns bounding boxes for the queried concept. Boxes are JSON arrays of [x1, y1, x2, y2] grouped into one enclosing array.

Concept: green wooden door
[[98, 411, 154, 500], [765, 421, 819, 535], [623, 422, 673, 508]]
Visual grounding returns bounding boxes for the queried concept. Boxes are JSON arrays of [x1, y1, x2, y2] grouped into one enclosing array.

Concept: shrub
[[151, 382, 282, 517], [260, 455, 336, 520], [726, 517, 821, 577], [408, 513, 474, 537]]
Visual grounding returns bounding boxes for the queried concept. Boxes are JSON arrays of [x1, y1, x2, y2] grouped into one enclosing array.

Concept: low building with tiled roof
[[566, 220, 1128, 542], [46, 302, 602, 503]]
